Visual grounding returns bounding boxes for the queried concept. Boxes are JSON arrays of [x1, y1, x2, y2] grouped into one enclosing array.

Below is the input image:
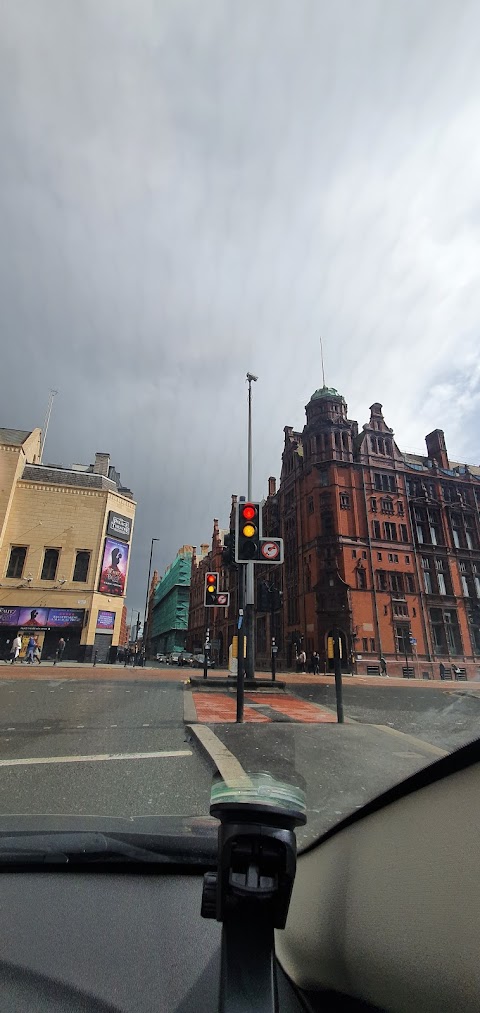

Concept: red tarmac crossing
[[191, 690, 337, 723]]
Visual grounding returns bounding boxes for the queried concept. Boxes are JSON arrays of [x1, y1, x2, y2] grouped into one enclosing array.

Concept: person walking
[[298, 649, 306, 674], [10, 632, 22, 665], [54, 636, 66, 665], [33, 638, 42, 664], [313, 651, 320, 675], [26, 635, 36, 664]]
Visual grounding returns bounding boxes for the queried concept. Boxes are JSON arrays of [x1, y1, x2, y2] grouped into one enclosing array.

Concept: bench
[[402, 667, 415, 678], [366, 665, 381, 675]]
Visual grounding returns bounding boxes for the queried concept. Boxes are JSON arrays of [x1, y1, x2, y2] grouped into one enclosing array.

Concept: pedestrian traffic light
[[204, 571, 219, 606], [235, 501, 261, 562]]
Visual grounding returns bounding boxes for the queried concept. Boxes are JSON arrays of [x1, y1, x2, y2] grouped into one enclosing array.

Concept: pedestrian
[[33, 639, 42, 665], [54, 636, 66, 665], [10, 632, 22, 665], [298, 649, 306, 674], [380, 656, 388, 677], [308, 653, 315, 675], [26, 635, 36, 664], [313, 651, 320, 675]]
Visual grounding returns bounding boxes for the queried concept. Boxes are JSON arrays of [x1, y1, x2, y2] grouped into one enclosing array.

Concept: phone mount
[[201, 773, 306, 1013]]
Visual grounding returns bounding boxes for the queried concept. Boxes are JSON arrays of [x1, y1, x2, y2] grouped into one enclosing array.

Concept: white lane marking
[[0, 750, 192, 768]]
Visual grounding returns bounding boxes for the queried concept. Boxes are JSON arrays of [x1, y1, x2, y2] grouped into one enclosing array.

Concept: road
[[289, 679, 480, 751], [0, 678, 213, 819]]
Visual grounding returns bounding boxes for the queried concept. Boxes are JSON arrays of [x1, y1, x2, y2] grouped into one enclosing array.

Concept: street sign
[[259, 538, 284, 564], [216, 592, 230, 607]]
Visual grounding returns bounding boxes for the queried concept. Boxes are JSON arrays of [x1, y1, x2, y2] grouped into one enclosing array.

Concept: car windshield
[[0, 2, 479, 855]]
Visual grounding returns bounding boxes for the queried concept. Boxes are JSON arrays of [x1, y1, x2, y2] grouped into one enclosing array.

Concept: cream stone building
[[0, 428, 135, 662]]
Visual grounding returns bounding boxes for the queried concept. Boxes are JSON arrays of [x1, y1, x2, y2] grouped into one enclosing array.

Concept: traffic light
[[270, 587, 283, 612], [257, 580, 271, 612], [204, 571, 219, 606], [235, 502, 261, 562], [222, 531, 236, 568]]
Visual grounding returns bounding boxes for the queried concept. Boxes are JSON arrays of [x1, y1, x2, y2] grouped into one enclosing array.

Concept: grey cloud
[[2, 0, 480, 608]]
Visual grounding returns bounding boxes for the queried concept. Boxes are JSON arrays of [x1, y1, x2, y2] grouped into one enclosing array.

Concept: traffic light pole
[[245, 374, 257, 682], [333, 627, 344, 724], [237, 564, 245, 723]]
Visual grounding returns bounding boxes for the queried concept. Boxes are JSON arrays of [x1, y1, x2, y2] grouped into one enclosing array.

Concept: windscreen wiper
[[0, 831, 216, 867]]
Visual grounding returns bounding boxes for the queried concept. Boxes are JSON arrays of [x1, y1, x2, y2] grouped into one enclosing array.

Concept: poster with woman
[[98, 537, 129, 596]]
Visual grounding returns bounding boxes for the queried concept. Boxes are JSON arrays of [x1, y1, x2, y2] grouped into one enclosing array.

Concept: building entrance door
[[94, 633, 112, 663]]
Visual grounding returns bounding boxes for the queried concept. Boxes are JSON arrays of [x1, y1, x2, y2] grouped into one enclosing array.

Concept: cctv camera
[[246, 372, 258, 382]]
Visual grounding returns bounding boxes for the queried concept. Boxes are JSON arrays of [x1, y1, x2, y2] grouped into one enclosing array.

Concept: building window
[[393, 601, 409, 617], [400, 524, 408, 543], [6, 546, 27, 579], [362, 638, 368, 651], [322, 511, 334, 536], [370, 437, 377, 454], [376, 570, 388, 591], [405, 555, 410, 564], [372, 520, 381, 538], [387, 553, 399, 563], [405, 573, 415, 593], [371, 497, 377, 512], [370, 638, 375, 651], [381, 498, 394, 514], [384, 522, 397, 541], [340, 492, 350, 510], [41, 548, 59, 581], [397, 502, 404, 516], [395, 625, 411, 655], [389, 572, 403, 594], [374, 473, 396, 493], [352, 549, 357, 558], [377, 552, 382, 561], [356, 568, 367, 590], [73, 550, 90, 582]]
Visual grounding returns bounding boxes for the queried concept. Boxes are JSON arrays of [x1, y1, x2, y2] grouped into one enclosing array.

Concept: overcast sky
[[1, 0, 480, 613]]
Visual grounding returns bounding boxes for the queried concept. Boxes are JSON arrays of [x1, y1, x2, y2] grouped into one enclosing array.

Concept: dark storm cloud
[[1, 0, 480, 609]]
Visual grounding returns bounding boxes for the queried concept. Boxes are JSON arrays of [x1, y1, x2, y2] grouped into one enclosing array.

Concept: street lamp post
[[245, 372, 258, 682], [143, 538, 159, 663]]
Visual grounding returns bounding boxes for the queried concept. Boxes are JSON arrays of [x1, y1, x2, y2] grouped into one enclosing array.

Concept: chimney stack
[[93, 452, 110, 477], [268, 476, 276, 497], [425, 430, 448, 469]]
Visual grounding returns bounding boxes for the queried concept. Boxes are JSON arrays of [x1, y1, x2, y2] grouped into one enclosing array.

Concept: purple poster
[[17, 607, 49, 628], [0, 606, 20, 627], [47, 608, 84, 628], [96, 610, 115, 630], [98, 537, 129, 596]]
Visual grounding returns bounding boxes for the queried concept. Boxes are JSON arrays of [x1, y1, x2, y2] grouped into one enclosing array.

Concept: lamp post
[[143, 538, 159, 662], [245, 372, 258, 682]]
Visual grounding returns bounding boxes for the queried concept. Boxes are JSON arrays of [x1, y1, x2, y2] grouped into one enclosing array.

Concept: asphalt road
[[0, 679, 213, 819], [289, 680, 480, 751]]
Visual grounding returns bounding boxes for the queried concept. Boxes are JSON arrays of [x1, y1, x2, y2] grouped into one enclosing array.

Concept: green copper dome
[[310, 385, 346, 403]]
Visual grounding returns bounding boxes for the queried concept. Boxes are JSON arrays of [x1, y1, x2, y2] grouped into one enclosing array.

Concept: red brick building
[[274, 385, 480, 678], [185, 386, 480, 679]]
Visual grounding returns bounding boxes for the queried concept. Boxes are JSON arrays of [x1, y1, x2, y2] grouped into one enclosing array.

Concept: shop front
[[0, 605, 86, 662]]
